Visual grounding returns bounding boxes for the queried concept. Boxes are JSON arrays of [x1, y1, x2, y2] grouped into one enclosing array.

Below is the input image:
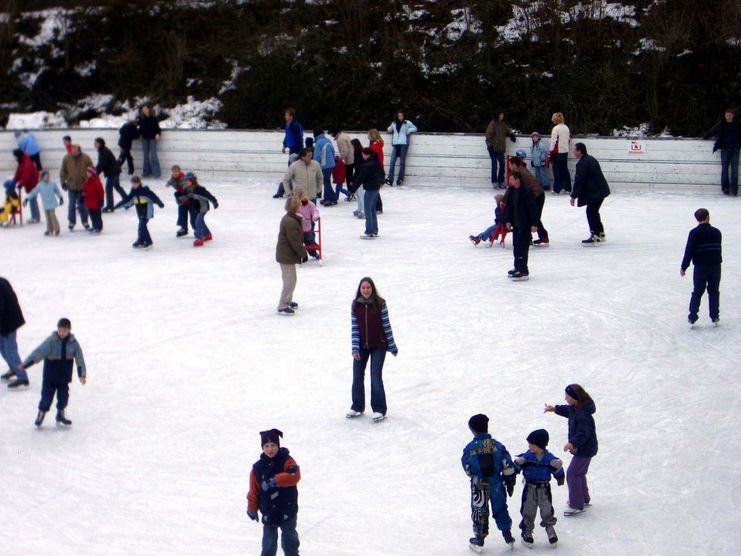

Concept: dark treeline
[[1, 0, 739, 135]]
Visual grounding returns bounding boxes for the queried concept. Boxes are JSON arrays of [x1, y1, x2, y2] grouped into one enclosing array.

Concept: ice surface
[[1, 183, 739, 555]]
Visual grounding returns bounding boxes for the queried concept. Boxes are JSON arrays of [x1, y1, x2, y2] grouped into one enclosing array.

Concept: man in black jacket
[[570, 143, 610, 244], [0, 277, 29, 388], [95, 138, 127, 212], [680, 208, 722, 327], [352, 148, 385, 238], [504, 172, 538, 280], [117, 120, 138, 175], [702, 109, 741, 196]]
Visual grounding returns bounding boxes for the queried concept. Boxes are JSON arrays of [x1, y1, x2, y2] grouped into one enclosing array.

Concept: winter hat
[[12, 148, 23, 160], [468, 414, 489, 434], [57, 317, 71, 329], [565, 384, 580, 401], [40, 170, 49, 179], [3, 180, 14, 192], [531, 131, 540, 138], [526, 429, 549, 450], [260, 428, 283, 447], [515, 149, 528, 158], [184, 171, 196, 182]]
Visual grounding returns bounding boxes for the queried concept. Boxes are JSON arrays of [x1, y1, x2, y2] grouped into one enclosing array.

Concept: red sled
[[304, 216, 323, 265]]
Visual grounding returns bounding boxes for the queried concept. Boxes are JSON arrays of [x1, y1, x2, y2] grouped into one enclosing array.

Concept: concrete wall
[[0, 129, 731, 191]]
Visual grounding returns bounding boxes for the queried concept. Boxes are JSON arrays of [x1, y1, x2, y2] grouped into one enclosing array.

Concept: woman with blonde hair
[[549, 112, 572, 195], [275, 195, 308, 315]]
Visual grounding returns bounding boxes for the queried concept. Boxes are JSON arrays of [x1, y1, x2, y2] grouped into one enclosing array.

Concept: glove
[[62, 184, 68, 191], [247, 510, 259, 522], [261, 478, 276, 491], [503, 474, 516, 497], [22, 198, 28, 207], [158, 202, 165, 208], [213, 201, 219, 209], [509, 133, 516, 143], [301, 255, 309, 264], [557, 476, 565, 487], [59, 197, 64, 205]]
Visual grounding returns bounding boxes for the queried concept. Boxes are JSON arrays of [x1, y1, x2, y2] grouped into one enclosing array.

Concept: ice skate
[[1, 369, 16, 381], [469, 235, 481, 246], [469, 536, 484, 553], [371, 412, 386, 423], [34, 411, 46, 427], [277, 307, 295, 315], [521, 534, 534, 548], [581, 233, 597, 245], [8, 378, 29, 389], [502, 529, 515, 546], [176, 228, 188, 237], [345, 409, 363, 418], [511, 271, 529, 281], [564, 507, 584, 516], [712, 318, 720, 327], [533, 238, 549, 246], [56, 409, 72, 426]]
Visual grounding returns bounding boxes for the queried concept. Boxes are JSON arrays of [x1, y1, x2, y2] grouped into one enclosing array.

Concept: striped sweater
[[351, 299, 397, 353]]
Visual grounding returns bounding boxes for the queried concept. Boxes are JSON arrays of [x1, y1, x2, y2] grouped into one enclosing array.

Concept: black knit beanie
[[260, 428, 283, 447], [526, 428, 549, 450], [468, 414, 489, 434]]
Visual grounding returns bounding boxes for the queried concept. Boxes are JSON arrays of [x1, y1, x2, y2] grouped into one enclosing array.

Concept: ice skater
[[115, 176, 165, 249], [166, 165, 193, 237], [82, 167, 105, 233], [246, 429, 301, 556], [544, 384, 598, 516], [461, 413, 516, 552], [570, 143, 610, 244], [513, 429, 564, 547], [20, 317, 86, 427], [177, 172, 218, 247], [504, 172, 538, 280], [0, 277, 28, 388], [275, 196, 308, 315], [680, 208, 722, 327], [346, 277, 398, 422], [469, 193, 506, 246], [25, 170, 64, 236]]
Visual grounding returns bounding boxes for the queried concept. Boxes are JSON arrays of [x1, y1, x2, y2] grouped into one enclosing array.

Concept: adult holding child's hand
[[544, 384, 598, 517]]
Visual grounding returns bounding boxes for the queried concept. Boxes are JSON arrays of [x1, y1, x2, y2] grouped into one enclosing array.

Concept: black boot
[[1, 369, 16, 381], [8, 377, 29, 389], [56, 409, 72, 426], [35, 411, 46, 427]]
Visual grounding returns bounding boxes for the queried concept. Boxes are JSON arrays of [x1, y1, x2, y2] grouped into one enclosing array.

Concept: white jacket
[[550, 123, 570, 154]]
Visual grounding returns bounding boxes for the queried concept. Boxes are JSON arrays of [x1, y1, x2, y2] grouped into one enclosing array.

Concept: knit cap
[[526, 429, 549, 450], [260, 428, 283, 447]]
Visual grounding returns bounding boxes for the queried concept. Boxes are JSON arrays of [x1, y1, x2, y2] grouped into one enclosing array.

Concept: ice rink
[[2, 181, 739, 555]]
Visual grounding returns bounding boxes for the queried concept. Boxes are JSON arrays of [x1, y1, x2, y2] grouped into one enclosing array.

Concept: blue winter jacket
[[283, 119, 304, 154], [554, 400, 598, 458], [22, 332, 86, 383], [115, 185, 164, 219], [387, 120, 418, 146], [514, 450, 564, 484], [28, 180, 64, 211], [18, 133, 41, 156], [531, 140, 548, 168], [313, 133, 335, 170], [461, 433, 515, 493]]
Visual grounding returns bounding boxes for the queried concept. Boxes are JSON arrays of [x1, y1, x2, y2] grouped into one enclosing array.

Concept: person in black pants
[[504, 172, 538, 281], [680, 208, 722, 327], [570, 143, 610, 244], [95, 138, 127, 212], [117, 120, 138, 175]]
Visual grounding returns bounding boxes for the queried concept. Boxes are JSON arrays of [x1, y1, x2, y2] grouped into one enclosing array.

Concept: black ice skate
[[35, 411, 46, 427], [56, 410, 72, 426]]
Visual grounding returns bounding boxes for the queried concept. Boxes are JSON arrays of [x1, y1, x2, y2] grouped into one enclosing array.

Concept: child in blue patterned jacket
[[513, 429, 564, 548], [115, 176, 164, 249], [530, 132, 550, 190], [462, 414, 516, 552]]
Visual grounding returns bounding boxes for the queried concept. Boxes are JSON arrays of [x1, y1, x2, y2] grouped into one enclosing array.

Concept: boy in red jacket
[[13, 148, 40, 222], [246, 429, 301, 556], [82, 167, 105, 233]]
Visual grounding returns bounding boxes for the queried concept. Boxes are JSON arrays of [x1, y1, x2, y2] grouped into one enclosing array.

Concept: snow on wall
[[0, 129, 731, 191]]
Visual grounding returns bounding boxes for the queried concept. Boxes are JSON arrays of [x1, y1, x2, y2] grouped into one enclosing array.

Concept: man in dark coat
[[680, 208, 722, 327], [570, 143, 610, 244], [117, 120, 138, 175], [702, 109, 741, 196], [95, 137, 127, 212], [0, 277, 29, 388], [504, 172, 538, 280]]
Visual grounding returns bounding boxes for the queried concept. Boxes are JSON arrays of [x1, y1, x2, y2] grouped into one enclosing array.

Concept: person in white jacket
[[549, 112, 572, 194], [386, 111, 417, 186]]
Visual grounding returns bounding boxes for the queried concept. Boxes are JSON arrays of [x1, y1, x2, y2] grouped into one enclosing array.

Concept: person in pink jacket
[[296, 188, 320, 259]]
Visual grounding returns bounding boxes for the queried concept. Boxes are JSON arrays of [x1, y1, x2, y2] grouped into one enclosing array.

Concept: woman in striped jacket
[[346, 277, 398, 422]]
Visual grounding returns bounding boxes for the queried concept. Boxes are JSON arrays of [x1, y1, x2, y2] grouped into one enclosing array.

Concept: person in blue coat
[[545, 384, 598, 516], [513, 429, 564, 547], [20, 317, 86, 427], [15, 129, 43, 170], [115, 176, 164, 249], [461, 414, 516, 551], [680, 208, 722, 327], [312, 129, 336, 205], [386, 111, 417, 186]]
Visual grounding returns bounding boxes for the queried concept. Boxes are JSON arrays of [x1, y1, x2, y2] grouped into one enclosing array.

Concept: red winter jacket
[[332, 159, 346, 184], [370, 140, 384, 167], [13, 154, 39, 193], [82, 175, 105, 210]]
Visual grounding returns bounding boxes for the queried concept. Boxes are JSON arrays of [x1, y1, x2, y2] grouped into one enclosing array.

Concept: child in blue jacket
[[461, 414, 516, 552], [20, 317, 86, 427], [530, 132, 550, 190], [115, 176, 164, 249], [513, 429, 564, 547]]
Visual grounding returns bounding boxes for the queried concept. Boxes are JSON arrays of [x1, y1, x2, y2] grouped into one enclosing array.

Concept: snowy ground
[[1, 182, 739, 556]]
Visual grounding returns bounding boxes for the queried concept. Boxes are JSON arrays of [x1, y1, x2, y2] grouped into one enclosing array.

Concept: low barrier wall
[[0, 129, 731, 191]]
